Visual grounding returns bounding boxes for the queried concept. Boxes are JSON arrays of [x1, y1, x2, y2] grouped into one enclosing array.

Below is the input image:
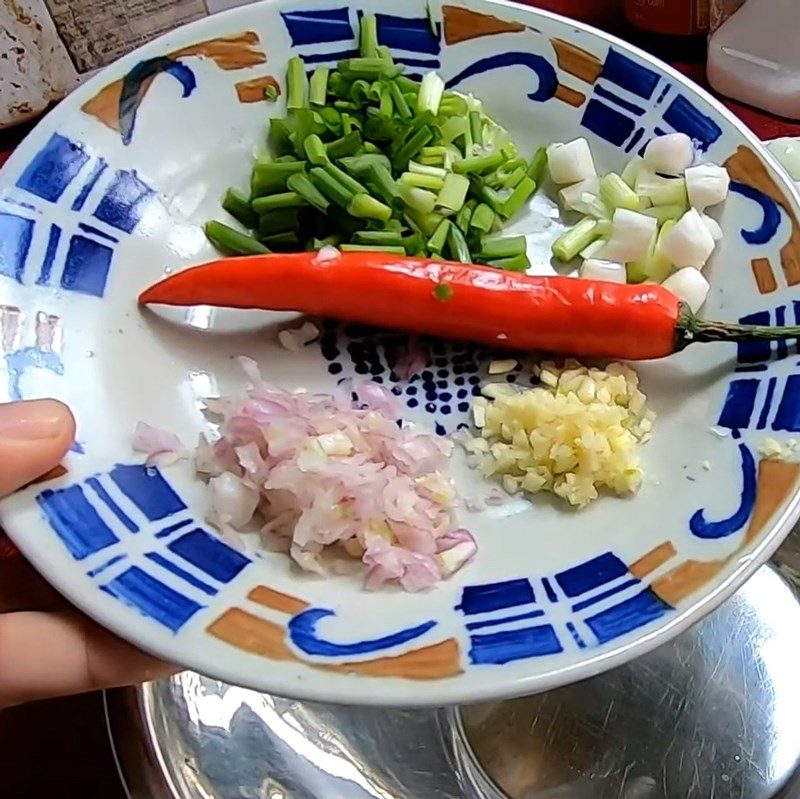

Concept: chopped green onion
[[264, 83, 279, 102], [502, 176, 535, 218], [353, 230, 405, 247], [366, 163, 404, 209], [340, 153, 392, 176], [479, 234, 527, 260], [303, 134, 328, 166], [470, 203, 495, 233], [395, 75, 421, 93], [455, 202, 473, 233], [599, 172, 640, 211], [422, 146, 448, 158], [250, 161, 306, 197], [438, 95, 468, 117], [262, 231, 301, 248], [251, 192, 306, 213], [339, 57, 401, 80], [469, 111, 483, 147], [323, 162, 368, 195], [471, 180, 507, 215], [409, 161, 447, 178], [347, 193, 392, 221], [388, 80, 412, 119], [447, 223, 471, 263], [428, 218, 451, 254], [453, 150, 505, 175], [379, 86, 393, 117], [393, 126, 434, 171], [416, 71, 445, 115], [486, 253, 529, 272], [436, 172, 469, 213], [309, 167, 353, 207], [439, 117, 466, 144], [287, 172, 330, 213], [205, 221, 270, 256], [222, 187, 257, 229], [268, 119, 294, 155], [257, 209, 300, 237], [400, 172, 445, 191], [401, 185, 437, 215], [526, 146, 547, 185], [309, 67, 329, 106], [287, 57, 308, 110], [405, 209, 444, 237], [326, 131, 362, 159], [340, 243, 406, 254], [551, 218, 601, 262], [359, 13, 379, 57]]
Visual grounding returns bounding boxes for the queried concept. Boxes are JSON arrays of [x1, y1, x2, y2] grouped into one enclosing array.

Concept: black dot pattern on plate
[[317, 320, 536, 434]]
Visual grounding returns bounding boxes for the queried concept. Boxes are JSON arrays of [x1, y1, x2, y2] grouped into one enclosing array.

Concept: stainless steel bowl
[[106, 526, 800, 799]]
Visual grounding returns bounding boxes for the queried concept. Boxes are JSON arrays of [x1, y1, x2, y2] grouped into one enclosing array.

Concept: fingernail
[[0, 400, 70, 441]]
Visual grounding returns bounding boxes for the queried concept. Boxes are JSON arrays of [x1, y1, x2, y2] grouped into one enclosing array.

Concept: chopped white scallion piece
[[621, 155, 645, 188], [416, 71, 445, 115], [701, 212, 723, 241], [278, 320, 320, 351], [643, 133, 694, 176], [595, 208, 657, 263], [547, 138, 596, 185], [685, 164, 730, 211], [579, 258, 626, 283], [635, 168, 688, 207], [488, 359, 519, 375], [558, 177, 600, 211], [662, 267, 710, 313], [767, 137, 800, 181], [657, 208, 715, 269], [579, 238, 606, 260]]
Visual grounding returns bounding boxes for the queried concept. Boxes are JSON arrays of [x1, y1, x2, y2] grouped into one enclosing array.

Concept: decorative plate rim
[[1, 0, 800, 706]]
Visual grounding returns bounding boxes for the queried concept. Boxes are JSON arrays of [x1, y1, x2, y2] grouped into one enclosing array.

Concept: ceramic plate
[[1, 0, 800, 706]]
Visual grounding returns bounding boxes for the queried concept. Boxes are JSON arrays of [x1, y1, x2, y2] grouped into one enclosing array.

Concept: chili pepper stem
[[677, 305, 800, 349]]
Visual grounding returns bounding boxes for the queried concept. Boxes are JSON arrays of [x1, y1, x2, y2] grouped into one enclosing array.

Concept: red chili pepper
[[139, 252, 800, 360]]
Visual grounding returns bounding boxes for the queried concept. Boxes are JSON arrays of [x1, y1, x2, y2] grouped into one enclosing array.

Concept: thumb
[[0, 400, 76, 497]]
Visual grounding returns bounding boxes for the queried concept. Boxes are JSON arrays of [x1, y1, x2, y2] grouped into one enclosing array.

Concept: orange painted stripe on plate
[[745, 459, 800, 546], [247, 585, 308, 615], [236, 76, 280, 103], [751, 257, 777, 294], [554, 83, 586, 108], [550, 38, 603, 84], [207, 607, 299, 661], [442, 5, 525, 45], [326, 638, 463, 680], [629, 541, 677, 579]]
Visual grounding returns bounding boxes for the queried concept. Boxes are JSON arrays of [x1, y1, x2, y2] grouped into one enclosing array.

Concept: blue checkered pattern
[[0, 133, 157, 298], [456, 552, 671, 665], [581, 48, 722, 155], [37, 464, 251, 632], [281, 7, 440, 71], [717, 302, 800, 434]]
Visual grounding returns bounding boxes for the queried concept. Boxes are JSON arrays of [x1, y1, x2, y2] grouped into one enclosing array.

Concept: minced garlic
[[463, 360, 654, 508]]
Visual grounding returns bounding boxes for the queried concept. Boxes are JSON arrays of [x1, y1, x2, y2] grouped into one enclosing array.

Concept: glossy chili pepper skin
[[139, 252, 682, 360]]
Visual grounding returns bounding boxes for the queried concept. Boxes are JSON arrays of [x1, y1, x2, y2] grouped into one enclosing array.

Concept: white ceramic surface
[[1, 0, 800, 706]]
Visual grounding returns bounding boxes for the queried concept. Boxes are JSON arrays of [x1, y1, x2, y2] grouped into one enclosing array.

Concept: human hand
[[0, 399, 176, 708]]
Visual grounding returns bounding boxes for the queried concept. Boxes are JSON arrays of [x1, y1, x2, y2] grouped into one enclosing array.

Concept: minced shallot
[[136, 357, 475, 591]]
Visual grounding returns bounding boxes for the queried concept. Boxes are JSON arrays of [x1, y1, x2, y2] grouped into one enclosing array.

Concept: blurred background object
[[708, 0, 800, 120]]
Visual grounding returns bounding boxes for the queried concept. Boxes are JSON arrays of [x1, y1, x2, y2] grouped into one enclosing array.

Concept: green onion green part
[[205, 221, 270, 255]]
